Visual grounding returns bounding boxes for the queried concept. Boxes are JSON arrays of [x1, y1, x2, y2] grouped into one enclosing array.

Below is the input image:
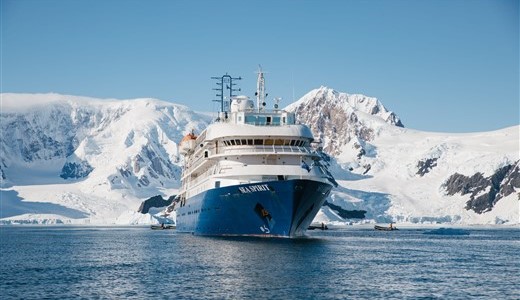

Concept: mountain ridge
[[1, 91, 518, 225]]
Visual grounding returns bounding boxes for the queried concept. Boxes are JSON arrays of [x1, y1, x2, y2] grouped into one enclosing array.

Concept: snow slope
[[339, 126, 518, 225], [1, 93, 210, 224], [1, 90, 518, 225]]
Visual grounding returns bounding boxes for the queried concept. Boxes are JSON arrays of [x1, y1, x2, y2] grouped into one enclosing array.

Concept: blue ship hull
[[176, 179, 332, 237]]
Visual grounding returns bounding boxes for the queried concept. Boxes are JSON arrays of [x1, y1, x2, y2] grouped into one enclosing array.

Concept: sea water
[[0, 226, 518, 299]]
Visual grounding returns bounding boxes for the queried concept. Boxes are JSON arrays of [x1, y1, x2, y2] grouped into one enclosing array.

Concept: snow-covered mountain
[[1, 93, 210, 224], [1, 91, 518, 225], [287, 87, 519, 225]]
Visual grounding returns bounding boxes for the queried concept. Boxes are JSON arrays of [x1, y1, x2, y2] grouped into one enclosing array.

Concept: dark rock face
[[0, 160, 6, 180], [362, 164, 371, 175], [138, 175, 150, 187], [386, 114, 404, 128], [356, 148, 366, 160], [119, 168, 132, 178], [288, 88, 403, 156], [443, 162, 520, 214], [324, 200, 367, 219], [499, 164, 520, 199], [138, 195, 176, 214], [417, 158, 438, 176], [3, 110, 76, 162], [141, 145, 177, 179], [60, 161, 93, 179]]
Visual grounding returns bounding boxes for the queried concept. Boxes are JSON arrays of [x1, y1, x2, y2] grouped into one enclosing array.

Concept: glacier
[[0, 91, 518, 225]]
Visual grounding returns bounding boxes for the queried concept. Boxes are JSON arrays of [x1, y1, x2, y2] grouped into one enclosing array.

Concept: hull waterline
[[176, 179, 332, 237]]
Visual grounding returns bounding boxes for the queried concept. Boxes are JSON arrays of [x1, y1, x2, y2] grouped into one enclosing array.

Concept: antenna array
[[211, 74, 242, 112]]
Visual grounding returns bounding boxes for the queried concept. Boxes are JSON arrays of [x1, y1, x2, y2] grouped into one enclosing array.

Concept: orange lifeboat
[[179, 131, 197, 155]]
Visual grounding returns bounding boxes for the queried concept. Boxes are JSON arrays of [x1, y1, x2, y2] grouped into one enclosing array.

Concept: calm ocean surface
[[0, 226, 518, 299]]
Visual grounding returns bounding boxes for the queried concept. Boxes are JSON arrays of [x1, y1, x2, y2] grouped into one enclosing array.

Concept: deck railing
[[219, 145, 314, 156], [183, 145, 318, 175]]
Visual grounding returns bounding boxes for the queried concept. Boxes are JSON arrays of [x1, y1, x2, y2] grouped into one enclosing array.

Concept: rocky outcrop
[[138, 195, 176, 214], [141, 144, 177, 179], [443, 162, 520, 214], [60, 161, 93, 179], [417, 158, 438, 176], [286, 87, 403, 156], [125, 144, 182, 188], [0, 159, 6, 181], [324, 200, 367, 219]]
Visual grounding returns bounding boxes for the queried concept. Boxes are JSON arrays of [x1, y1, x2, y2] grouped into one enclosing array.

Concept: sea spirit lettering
[[239, 184, 270, 194]]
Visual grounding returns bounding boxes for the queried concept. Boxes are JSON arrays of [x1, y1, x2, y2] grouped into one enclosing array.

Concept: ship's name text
[[239, 184, 270, 193]]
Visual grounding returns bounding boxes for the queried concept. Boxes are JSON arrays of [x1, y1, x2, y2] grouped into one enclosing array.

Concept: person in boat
[[389, 223, 393, 230], [161, 223, 165, 229]]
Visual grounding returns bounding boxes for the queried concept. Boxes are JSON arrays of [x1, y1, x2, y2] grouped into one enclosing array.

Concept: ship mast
[[256, 65, 266, 112], [212, 73, 241, 113]]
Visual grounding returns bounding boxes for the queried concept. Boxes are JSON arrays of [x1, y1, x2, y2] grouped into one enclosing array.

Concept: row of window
[[243, 115, 282, 125], [234, 114, 296, 125], [221, 139, 307, 147]]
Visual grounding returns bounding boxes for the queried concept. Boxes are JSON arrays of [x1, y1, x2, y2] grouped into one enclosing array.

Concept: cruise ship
[[174, 69, 337, 237]]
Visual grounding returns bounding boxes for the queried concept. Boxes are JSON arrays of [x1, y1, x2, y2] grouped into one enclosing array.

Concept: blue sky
[[2, 0, 518, 132]]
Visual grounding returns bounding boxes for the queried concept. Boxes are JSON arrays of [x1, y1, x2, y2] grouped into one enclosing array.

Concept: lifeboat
[[179, 131, 197, 155]]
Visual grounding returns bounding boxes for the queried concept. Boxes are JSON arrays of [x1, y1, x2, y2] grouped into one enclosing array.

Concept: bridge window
[[245, 115, 257, 124]]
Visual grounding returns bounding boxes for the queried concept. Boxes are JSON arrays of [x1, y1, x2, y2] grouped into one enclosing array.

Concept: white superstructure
[[176, 69, 335, 206]]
